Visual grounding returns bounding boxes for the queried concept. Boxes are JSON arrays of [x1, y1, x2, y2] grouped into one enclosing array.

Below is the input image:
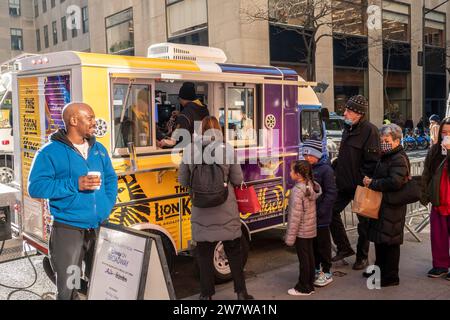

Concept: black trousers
[[375, 243, 400, 284], [49, 222, 97, 300], [294, 238, 315, 293], [196, 238, 247, 297], [330, 191, 370, 261], [313, 226, 332, 273]]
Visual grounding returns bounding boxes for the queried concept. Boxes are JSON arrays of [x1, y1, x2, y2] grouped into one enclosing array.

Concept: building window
[[44, 25, 49, 48], [169, 28, 208, 46], [52, 21, 58, 45], [384, 72, 412, 127], [166, 0, 208, 45], [10, 28, 23, 51], [82, 6, 89, 33], [382, 1, 410, 42], [105, 8, 134, 55], [332, 0, 368, 36], [9, 0, 21, 16], [334, 68, 368, 115], [61, 16, 67, 41], [268, 0, 309, 27], [72, 25, 78, 38], [425, 11, 446, 48], [51, 0, 55, 8], [269, 24, 310, 79], [36, 29, 41, 51], [34, 0, 38, 17], [42, 0, 47, 13]]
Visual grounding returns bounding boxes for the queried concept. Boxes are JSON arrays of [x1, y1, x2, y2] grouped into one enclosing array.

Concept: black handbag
[[384, 155, 421, 206]]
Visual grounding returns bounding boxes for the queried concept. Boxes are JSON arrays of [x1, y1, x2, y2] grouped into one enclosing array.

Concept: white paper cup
[[87, 171, 101, 190]]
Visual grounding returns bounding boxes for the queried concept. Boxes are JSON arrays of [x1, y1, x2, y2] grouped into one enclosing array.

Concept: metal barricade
[[342, 157, 429, 242]]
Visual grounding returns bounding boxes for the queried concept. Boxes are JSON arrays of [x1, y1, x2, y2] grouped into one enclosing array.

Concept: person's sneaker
[[331, 249, 355, 262], [287, 288, 315, 296], [314, 272, 334, 287], [353, 259, 369, 270], [315, 269, 321, 280], [446, 273, 450, 281], [427, 268, 448, 278]]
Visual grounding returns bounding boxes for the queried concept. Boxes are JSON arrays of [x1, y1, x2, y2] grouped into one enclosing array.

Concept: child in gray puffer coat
[[285, 160, 322, 296]]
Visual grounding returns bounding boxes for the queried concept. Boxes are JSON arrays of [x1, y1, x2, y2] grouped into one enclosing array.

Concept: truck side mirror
[[321, 108, 330, 121]]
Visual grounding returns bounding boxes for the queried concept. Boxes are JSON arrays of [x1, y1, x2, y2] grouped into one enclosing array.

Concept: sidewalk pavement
[[186, 231, 450, 300]]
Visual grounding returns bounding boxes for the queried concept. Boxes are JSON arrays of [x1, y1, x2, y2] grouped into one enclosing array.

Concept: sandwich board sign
[[88, 224, 176, 300]]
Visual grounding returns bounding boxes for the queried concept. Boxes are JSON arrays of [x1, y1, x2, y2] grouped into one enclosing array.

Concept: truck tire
[[213, 235, 250, 283], [0, 157, 14, 184]]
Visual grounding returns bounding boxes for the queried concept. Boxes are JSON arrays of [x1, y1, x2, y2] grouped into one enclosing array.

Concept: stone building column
[[367, 0, 384, 127], [314, 0, 335, 110], [208, 0, 270, 65], [411, 1, 424, 124]]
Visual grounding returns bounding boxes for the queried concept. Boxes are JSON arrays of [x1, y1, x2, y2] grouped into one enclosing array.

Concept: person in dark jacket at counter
[[330, 95, 381, 270], [363, 124, 409, 287]]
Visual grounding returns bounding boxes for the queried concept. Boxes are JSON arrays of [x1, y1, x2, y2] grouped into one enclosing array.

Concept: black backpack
[[189, 162, 229, 208]]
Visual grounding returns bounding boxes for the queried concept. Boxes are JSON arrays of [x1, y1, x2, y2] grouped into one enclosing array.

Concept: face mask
[[344, 119, 354, 126], [381, 142, 393, 154]]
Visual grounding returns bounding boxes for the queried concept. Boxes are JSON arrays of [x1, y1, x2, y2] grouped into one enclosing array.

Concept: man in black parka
[[330, 95, 381, 270]]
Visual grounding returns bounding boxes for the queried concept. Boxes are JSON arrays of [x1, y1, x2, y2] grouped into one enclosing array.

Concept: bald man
[[28, 102, 118, 300]]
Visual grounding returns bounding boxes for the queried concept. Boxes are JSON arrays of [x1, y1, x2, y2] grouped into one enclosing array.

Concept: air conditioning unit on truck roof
[[148, 43, 227, 63]]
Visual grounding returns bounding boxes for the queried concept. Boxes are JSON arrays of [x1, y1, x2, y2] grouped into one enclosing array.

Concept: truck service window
[[113, 82, 152, 150], [221, 86, 256, 147]]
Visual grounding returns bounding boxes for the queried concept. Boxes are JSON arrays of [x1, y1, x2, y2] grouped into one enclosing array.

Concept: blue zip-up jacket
[[28, 130, 118, 229], [313, 157, 338, 227]]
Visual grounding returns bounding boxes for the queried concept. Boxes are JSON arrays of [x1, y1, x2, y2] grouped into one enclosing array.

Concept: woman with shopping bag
[[362, 124, 410, 287], [178, 116, 254, 301]]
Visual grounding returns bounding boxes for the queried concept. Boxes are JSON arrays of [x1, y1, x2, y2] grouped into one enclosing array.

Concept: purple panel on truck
[[263, 84, 283, 154], [283, 85, 298, 149]]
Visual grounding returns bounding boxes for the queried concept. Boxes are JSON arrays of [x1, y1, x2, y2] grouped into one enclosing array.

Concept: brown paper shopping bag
[[351, 186, 382, 220]]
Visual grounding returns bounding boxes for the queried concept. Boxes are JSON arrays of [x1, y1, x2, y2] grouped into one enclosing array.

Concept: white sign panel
[[88, 227, 147, 300]]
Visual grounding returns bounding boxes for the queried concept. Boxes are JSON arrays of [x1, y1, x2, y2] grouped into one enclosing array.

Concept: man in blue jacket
[[303, 139, 338, 287], [28, 102, 118, 300]]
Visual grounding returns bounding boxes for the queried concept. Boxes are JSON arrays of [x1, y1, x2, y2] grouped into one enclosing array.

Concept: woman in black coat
[[363, 124, 409, 287]]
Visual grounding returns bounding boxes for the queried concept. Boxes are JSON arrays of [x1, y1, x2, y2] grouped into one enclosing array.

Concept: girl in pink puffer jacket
[[285, 160, 322, 296]]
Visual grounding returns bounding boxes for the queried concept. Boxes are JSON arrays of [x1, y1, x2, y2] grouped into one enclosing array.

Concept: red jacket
[[437, 163, 450, 216]]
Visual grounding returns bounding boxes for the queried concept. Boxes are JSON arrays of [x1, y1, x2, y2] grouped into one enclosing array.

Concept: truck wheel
[[213, 235, 250, 284], [0, 158, 13, 184]]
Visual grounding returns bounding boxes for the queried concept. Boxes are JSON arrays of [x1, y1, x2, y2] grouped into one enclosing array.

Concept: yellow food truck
[[12, 43, 322, 280]]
